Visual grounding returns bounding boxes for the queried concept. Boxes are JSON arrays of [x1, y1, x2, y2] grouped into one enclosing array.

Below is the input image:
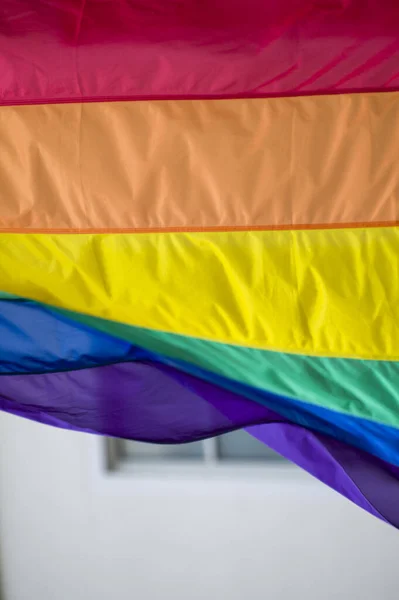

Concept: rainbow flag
[[1, 1, 399, 526]]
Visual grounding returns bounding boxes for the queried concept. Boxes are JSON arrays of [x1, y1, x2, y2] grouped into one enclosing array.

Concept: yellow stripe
[[0, 228, 398, 359]]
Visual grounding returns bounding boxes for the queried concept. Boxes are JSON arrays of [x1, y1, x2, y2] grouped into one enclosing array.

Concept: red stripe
[[1, 0, 399, 105]]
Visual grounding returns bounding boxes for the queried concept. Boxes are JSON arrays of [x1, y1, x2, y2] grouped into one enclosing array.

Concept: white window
[[123, 430, 283, 462], [105, 429, 287, 478]]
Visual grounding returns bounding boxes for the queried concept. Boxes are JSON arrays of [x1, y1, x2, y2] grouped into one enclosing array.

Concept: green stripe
[[48, 305, 399, 430], [2, 291, 398, 428], [0, 291, 21, 300]]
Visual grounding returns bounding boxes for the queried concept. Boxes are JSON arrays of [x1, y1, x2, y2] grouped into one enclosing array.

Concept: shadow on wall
[[0, 545, 4, 600]]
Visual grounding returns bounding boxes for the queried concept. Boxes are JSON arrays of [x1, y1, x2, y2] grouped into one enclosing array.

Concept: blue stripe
[[0, 298, 139, 374], [1, 297, 399, 466]]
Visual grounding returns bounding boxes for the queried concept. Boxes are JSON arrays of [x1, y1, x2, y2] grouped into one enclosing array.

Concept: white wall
[[1, 412, 399, 600]]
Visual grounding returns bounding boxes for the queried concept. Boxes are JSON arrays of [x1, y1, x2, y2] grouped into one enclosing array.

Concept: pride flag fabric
[[1, 1, 399, 527]]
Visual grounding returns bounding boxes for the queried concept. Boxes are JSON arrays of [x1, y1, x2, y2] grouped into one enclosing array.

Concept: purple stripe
[[1, 360, 398, 526], [248, 424, 399, 527]]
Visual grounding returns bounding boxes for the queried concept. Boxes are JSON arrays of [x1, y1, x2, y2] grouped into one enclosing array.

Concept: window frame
[[115, 433, 288, 471], [88, 436, 324, 498]]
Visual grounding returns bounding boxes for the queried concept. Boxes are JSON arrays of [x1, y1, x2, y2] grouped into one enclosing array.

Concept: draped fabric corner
[[0, 0, 399, 527]]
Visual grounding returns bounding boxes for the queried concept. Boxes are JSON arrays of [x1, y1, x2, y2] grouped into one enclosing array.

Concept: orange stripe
[[1, 221, 398, 234], [0, 93, 398, 232]]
